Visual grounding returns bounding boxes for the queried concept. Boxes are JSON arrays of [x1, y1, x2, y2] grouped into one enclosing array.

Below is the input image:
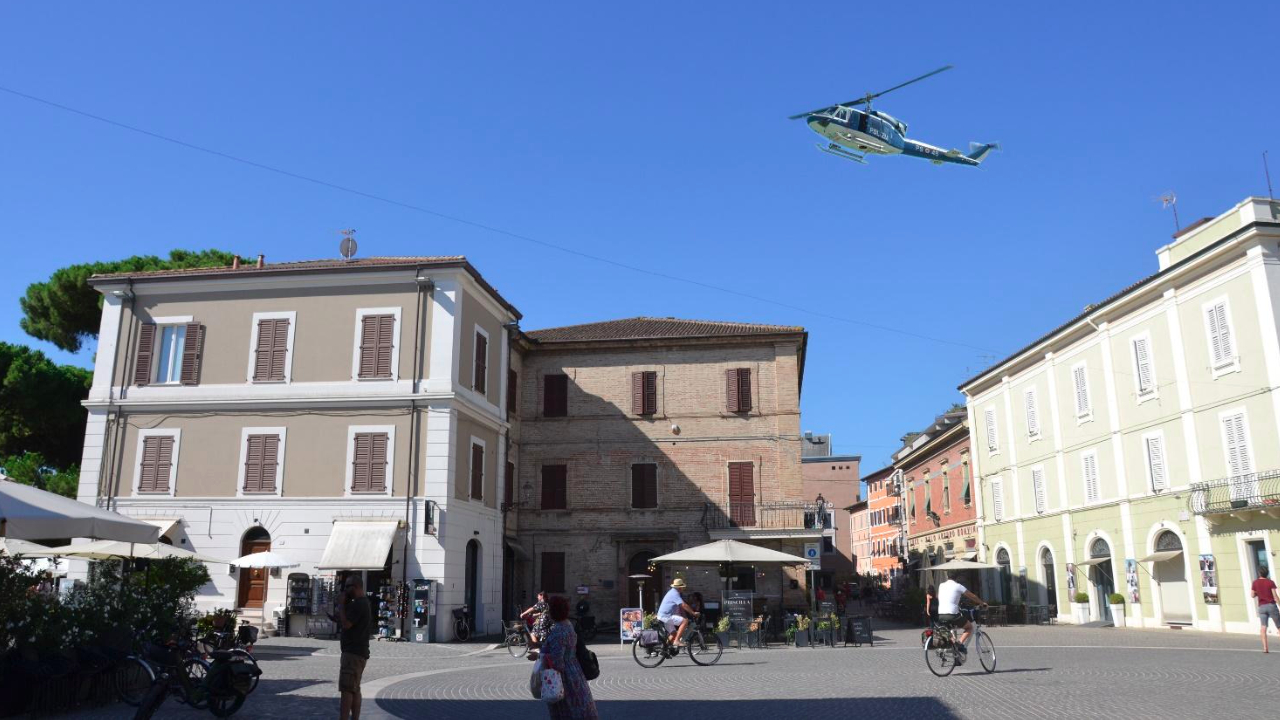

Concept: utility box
[[410, 579, 433, 642]]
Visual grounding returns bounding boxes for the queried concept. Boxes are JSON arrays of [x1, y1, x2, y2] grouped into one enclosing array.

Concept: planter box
[[794, 629, 810, 647], [716, 632, 731, 648], [1110, 604, 1126, 627], [1072, 602, 1090, 625]]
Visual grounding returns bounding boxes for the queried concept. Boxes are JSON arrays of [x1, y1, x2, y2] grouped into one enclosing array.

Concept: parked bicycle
[[135, 646, 259, 719], [632, 614, 723, 668], [452, 605, 473, 642], [198, 622, 260, 695], [923, 606, 996, 676]]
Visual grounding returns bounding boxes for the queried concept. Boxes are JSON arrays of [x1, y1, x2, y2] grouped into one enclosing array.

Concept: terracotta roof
[[525, 316, 805, 343], [88, 256, 521, 319]]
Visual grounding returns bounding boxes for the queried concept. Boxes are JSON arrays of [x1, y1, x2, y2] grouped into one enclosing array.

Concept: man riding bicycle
[[937, 571, 987, 661], [657, 578, 697, 647]]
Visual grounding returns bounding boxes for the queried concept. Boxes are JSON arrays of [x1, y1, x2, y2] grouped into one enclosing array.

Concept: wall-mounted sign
[[576, 585, 589, 595]]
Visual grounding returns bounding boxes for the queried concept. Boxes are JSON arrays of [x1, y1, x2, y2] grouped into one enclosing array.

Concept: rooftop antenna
[[339, 229, 358, 261], [1159, 192, 1180, 232], [1265, 151, 1274, 200]]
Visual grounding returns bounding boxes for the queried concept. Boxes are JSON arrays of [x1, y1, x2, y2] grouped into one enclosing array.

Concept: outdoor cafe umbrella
[[919, 558, 1001, 572], [230, 551, 298, 569], [649, 539, 809, 566], [39, 539, 233, 564], [0, 479, 158, 543], [0, 537, 56, 557]]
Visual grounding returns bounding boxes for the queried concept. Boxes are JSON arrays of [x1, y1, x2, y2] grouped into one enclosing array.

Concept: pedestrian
[[1252, 566, 1279, 653], [337, 576, 371, 720], [540, 595, 599, 720], [925, 584, 938, 626]]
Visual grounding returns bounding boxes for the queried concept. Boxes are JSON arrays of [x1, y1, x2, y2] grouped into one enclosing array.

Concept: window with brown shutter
[[726, 368, 752, 412], [135, 324, 156, 386], [138, 435, 175, 493], [507, 369, 518, 420], [541, 552, 566, 593], [252, 318, 289, 382], [504, 461, 515, 506], [631, 463, 658, 509], [541, 464, 567, 510], [543, 374, 568, 417], [180, 322, 204, 385], [727, 462, 755, 527], [473, 331, 488, 394], [470, 443, 484, 500], [243, 434, 280, 493], [358, 314, 395, 379], [631, 371, 657, 415], [351, 432, 389, 493]]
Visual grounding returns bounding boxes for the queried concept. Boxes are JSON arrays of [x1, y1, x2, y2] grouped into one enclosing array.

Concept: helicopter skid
[[816, 143, 866, 164]]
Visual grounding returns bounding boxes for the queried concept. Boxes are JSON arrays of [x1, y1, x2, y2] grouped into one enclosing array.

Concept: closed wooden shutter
[[1083, 453, 1099, 503], [473, 332, 487, 394], [1032, 468, 1046, 513], [1024, 390, 1039, 437], [991, 478, 1005, 521], [139, 436, 174, 493], [1133, 336, 1154, 394], [507, 369, 517, 420], [726, 368, 751, 412], [180, 322, 204, 386], [543, 374, 568, 417], [632, 371, 657, 415], [1146, 436, 1167, 492], [541, 465, 567, 510], [243, 434, 280, 493], [470, 443, 484, 500], [727, 462, 755, 527], [135, 323, 156, 386], [253, 318, 289, 382], [541, 552, 566, 593], [631, 463, 657, 509], [358, 315, 395, 379], [984, 410, 998, 452], [1073, 366, 1091, 416], [1207, 302, 1234, 368], [351, 432, 388, 493], [504, 461, 514, 506]]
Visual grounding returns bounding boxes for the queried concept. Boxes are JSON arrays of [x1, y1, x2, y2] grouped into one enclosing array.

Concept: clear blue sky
[[2, 3, 1277, 468]]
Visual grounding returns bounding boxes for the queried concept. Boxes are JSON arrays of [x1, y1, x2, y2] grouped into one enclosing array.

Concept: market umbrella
[[650, 539, 808, 565], [0, 480, 158, 543], [230, 551, 298, 569], [0, 537, 57, 557], [40, 539, 232, 564]]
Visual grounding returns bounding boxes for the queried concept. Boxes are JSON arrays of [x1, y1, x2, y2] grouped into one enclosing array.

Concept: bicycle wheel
[[454, 619, 471, 642], [631, 638, 666, 668], [924, 634, 957, 677], [116, 656, 155, 706], [133, 678, 169, 720], [229, 650, 260, 693], [975, 630, 996, 673], [207, 689, 246, 718], [687, 629, 723, 666], [505, 632, 528, 658], [179, 657, 211, 709]]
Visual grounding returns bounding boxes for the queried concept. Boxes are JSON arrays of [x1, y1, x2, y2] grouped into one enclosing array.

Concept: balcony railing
[[702, 501, 829, 532], [1190, 470, 1280, 516]]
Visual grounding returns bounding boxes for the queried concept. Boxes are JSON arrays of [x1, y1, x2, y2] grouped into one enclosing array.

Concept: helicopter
[[789, 65, 997, 167]]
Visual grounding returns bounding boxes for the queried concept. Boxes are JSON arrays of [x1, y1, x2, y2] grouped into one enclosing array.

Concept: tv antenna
[[1265, 151, 1274, 200], [339, 229, 358, 260], [1159, 192, 1180, 232]]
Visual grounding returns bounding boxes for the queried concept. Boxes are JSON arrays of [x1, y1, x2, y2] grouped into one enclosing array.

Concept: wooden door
[[728, 462, 755, 527], [237, 539, 271, 608]]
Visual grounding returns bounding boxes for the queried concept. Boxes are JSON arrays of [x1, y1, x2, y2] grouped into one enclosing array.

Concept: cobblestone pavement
[[50, 624, 1280, 719]]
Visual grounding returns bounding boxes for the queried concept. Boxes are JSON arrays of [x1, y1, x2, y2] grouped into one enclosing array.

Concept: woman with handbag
[[537, 595, 598, 720]]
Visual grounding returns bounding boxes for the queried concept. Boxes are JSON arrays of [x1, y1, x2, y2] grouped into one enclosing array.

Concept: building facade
[[801, 445, 860, 588], [845, 499, 870, 577], [896, 412, 977, 590], [962, 197, 1280, 633], [864, 465, 902, 587]]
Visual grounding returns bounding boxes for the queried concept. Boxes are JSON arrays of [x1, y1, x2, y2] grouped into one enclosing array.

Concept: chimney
[[256, 254, 265, 269], [231, 255, 240, 269]]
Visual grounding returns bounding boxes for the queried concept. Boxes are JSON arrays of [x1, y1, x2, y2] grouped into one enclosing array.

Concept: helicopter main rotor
[[787, 65, 954, 120]]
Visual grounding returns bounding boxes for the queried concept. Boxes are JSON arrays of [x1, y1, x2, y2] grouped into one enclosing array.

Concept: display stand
[[377, 581, 408, 641], [285, 573, 311, 637]]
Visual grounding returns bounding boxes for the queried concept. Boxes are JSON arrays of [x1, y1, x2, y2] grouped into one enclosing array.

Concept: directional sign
[[803, 542, 821, 570]]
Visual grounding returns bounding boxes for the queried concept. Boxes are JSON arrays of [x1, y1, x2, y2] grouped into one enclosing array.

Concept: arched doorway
[[1153, 531, 1192, 624], [627, 551, 659, 613], [465, 539, 481, 631], [237, 527, 271, 609], [1089, 538, 1115, 622], [996, 548, 1013, 604], [1040, 548, 1058, 609]]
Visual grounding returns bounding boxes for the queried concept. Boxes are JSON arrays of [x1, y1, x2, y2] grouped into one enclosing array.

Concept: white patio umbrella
[[230, 551, 298, 569], [0, 537, 56, 557], [0, 480, 158, 543], [40, 539, 232, 564], [650, 539, 808, 565], [921, 558, 1001, 572]]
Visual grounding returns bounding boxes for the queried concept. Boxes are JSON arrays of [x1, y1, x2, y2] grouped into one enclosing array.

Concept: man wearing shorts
[[936, 572, 987, 662], [657, 578, 697, 646], [1251, 566, 1279, 653], [337, 576, 371, 719]]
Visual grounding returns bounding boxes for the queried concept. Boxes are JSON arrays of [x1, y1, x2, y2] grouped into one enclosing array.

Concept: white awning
[[318, 521, 399, 571], [140, 518, 180, 537], [1075, 557, 1110, 567], [1139, 549, 1183, 563]]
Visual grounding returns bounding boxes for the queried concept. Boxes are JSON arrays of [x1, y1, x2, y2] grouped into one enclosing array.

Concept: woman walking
[[540, 596, 598, 720]]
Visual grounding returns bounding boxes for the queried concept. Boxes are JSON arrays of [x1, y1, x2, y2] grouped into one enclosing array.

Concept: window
[[1072, 363, 1092, 420], [1082, 451, 1100, 503], [507, 369, 518, 420], [541, 464, 567, 510], [543, 374, 568, 417], [984, 409, 999, 454], [726, 368, 752, 412], [1143, 434, 1168, 492], [156, 325, 187, 384], [1222, 410, 1255, 486], [469, 440, 485, 501], [631, 463, 658, 509], [962, 461, 971, 506], [473, 328, 488, 395], [1024, 388, 1040, 438], [1131, 334, 1156, 398], [991, 477, 1005, 521], [347, 427, 393, 495], [135, 430, 179, 494], [942, 469, 951, 512], [250, 312, 295, 383], [541, 552, 566, 593], [1205, 299, 1238, 374], [1031, 466, 1046, 513], [632, 371, 658, 415], [822, 536, 835, 554], [136, 318, 203, 386], [504, 461, 515, 506], [728, 462, 756, 527], [239, 428, 285, 496], [924, 480, 932, 517], [353, 308, 399, 380]]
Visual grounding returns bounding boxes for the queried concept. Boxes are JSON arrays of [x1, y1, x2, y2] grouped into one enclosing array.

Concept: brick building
[[864, 465, 903, 587], [898, 411, 977, 590], [509, 317, 814, 621], [800, 439, 860, 588]]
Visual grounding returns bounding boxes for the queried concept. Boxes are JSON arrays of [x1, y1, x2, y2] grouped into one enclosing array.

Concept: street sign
[[804, 542, 821, 570]]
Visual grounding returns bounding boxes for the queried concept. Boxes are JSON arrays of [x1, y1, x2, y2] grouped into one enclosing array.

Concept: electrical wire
[[0, 84, 997, 354]]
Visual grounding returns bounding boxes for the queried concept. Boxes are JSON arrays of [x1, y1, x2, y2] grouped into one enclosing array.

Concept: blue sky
[[2, 2, 1277, 468]]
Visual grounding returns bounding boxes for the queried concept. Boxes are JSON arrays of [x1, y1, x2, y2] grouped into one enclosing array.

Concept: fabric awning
[[318, 521, 399, 571], [1139, 549, 1183, 563], [1075, 557, 1111, 567], [504, 537, 529, 561], [140, 518, 180, 537]]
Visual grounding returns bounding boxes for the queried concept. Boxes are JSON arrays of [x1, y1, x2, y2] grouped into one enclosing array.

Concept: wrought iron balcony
[[1189, 470, 1280, 519], [702, 501, 829, 536]]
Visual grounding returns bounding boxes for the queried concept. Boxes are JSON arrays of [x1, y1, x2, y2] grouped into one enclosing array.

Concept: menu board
[[722, 591, 754, 630], [844, 615, 873, 646]]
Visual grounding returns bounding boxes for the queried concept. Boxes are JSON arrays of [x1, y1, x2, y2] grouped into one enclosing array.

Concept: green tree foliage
[[0, 343, 92, 469], [0, 452, 79, 498], [20, 249, 241, 353]]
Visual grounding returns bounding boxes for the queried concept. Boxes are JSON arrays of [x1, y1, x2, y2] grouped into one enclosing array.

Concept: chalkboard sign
[[722, 591, 753, 630], [843, 615, 873, 647], [818, 600, 836, 616]]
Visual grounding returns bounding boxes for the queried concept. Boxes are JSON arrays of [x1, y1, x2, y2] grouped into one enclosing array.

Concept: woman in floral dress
[[540, 596, 598, 720]]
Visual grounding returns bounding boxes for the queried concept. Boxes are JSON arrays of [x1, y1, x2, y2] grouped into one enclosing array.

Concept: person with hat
[[657, 578, 698, 647]]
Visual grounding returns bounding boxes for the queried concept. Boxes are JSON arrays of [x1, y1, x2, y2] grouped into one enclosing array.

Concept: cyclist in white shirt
[[657, 578, 697, 646], [937, 572, 987, 657]]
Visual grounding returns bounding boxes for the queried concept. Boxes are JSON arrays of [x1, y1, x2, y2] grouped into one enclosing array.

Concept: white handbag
[[539, 668, 565, 704]]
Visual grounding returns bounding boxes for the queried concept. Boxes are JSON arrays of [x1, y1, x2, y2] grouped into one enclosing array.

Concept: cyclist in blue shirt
[[657, 578, 698, 647]]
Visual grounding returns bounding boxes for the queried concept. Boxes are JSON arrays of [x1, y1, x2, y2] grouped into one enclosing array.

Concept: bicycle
[[632, 614, 723, 668], [923, 606, 996, 677], [198, 622, 261, 695], [504, 620, 532, 658], [452, 605, 473, 642]]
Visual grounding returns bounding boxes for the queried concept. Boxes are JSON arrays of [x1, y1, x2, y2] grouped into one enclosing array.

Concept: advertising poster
[[1066, 563, 1077, 597], [1126, 559, 1140, 603], [1199, 554, 1219, 604], [620, 608, 644, 643]]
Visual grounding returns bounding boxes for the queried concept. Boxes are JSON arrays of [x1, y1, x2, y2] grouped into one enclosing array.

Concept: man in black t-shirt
[[337, 576, 371, 719]]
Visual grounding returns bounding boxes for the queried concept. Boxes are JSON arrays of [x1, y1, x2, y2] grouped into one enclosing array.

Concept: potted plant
[[794, 615, 811, 647], [1108, 593, 1126, 627], [715, 615, 732, 647], [814, 618, 831, 647], [642, 612, 658, 630], [1072, 591, 1091, 624]]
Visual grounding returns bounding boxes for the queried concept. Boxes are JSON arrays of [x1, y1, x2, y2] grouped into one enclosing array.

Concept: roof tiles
[[525, 316, 805, 343]]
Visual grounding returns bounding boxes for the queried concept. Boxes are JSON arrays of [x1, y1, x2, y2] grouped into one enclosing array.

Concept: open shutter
[[632, 372, 644, 415], [470, 443, 484, 500], [474, 332, 487, 393], [135, 323, 156, 386], [726, 369, 740, 412], [1133, 336, 1154, 394], [179, 322, 203, 385], [991, 478, 1004, 521], [1024, 390, 1039, 437], [1032, 468, 1046, 513], [962, 464, 972, 505], [1146, 436, 1167, 491]]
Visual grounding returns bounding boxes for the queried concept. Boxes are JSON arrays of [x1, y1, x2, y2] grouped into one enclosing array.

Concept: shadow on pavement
[[377, 697, 960, 720]]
